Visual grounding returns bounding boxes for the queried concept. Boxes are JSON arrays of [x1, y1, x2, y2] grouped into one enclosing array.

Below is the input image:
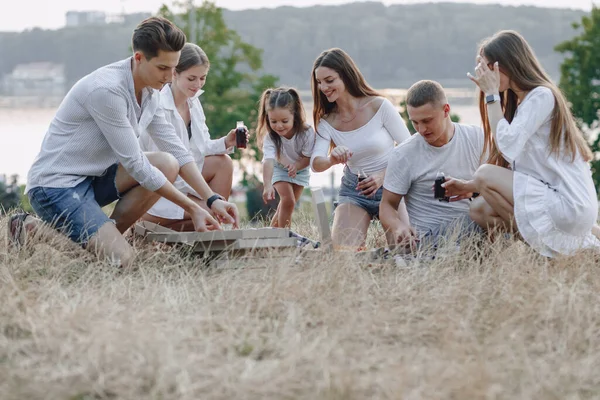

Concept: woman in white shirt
[[310, 48, 411, 250], [443, 30, 600, 257], [140, 43, 243, 231]]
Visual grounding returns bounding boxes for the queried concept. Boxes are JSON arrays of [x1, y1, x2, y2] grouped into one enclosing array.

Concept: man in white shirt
[[380, 80, 484, 250], [11, 17, 239, 267]]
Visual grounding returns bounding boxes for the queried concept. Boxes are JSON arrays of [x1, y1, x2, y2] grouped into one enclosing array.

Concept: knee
[[153, 152, 179, 183], [219, 154, 234, 174], [280, 195, 296, 210], [473, 164, 495, 191]]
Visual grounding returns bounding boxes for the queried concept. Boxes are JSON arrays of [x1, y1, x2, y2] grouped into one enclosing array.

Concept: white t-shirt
[[310, 98, 411, 175], [383, 123, 484, 236], [262, 126, 316, 167]]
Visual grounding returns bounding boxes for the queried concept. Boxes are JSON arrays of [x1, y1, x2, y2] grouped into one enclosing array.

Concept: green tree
[[555, 6, 600, 190], [158, 1, 278, 163]]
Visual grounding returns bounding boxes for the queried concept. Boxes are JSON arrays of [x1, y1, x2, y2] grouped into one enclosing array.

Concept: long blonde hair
[[478, 30, 592, 167]]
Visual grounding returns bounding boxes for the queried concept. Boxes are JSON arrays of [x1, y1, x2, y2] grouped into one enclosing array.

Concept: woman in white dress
[[139, 43, 244, 231], [443, 30, 600, 257]]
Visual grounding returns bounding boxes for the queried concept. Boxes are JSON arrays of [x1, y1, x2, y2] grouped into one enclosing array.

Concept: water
[[0, 94, 481, 188]]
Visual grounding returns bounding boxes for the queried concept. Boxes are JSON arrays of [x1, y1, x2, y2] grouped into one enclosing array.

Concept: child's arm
[[262, 159, 276, 203], [287, 156, 310, 178]]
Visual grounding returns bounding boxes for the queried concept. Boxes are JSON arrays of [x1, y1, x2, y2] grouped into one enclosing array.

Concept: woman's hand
[[357, 171, 384, 198], [468, 56, 500, 95], [263, 185, 276, 203], [287, 164, 298, 178], [210, 199, 240, 228], [442, 177, 476, 202], [329, 146, 353, 165], [189, 206, 221, 231], [224, 125, 250, 148]]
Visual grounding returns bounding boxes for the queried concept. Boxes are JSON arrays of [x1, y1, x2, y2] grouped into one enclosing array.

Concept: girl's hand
[[467, 56, 501, 95], [210, 199, 240, 228], [263, 186, 276, 203], [287, 164, 298, 178], [442, 177, 475, 202], [329, 146, 353, 165], [357, 171, 384, 198]]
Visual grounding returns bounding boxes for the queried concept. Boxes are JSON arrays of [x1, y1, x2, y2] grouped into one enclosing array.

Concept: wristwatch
[[207, 194, 225, 209], [485, 93, 501, 104]]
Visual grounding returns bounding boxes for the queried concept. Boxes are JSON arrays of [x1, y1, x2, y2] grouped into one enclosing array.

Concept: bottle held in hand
[[357, 169, 368, 183], [434, 171, 449, 202], [235, 121, 247, 149]]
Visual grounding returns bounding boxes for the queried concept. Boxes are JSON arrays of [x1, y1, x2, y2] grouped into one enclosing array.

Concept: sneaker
[[289, 231, 320, 249], [7, 212, 29, 249]]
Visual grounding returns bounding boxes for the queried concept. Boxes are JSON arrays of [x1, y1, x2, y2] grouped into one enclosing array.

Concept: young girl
[[139, 43, 245, 231], [444, 30, 600, 257], [257, 87, 315, 228]]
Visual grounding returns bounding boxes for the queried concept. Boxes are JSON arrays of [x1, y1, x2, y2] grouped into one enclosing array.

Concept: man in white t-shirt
[[380, 80, 485, 249]]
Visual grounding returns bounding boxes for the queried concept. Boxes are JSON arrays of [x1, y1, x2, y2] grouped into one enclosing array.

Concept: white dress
[[139, 86, 233, 220], [496, 86, 600, 257]]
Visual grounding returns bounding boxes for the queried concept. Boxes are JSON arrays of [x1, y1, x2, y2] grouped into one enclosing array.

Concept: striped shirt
[[26, 58, 194, 193]]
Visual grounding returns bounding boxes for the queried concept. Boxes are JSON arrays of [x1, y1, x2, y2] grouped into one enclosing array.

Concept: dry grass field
[[1, 209, 600, 400]]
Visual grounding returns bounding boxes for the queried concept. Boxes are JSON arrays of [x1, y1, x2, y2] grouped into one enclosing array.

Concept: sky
[[1, 0, 597, 32]]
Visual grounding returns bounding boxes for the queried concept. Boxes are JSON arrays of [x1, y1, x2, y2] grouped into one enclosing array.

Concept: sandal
[[7, 212, 29, 249]]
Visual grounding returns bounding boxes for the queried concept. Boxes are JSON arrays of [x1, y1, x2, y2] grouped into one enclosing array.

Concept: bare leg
[[473, 164, 516, 228], [469, 196, 515, 237], [592, 225, 600, 240], [87, 152, 179, 267], [202, 155, 234, 199], [331, 203, 371, 250], [273, 182, 303, 228]]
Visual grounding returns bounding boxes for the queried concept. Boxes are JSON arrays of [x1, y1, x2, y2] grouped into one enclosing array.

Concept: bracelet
[[207, 194, 225, 209]]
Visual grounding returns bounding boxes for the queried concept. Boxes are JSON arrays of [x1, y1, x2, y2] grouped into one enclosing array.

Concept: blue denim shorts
[[28, 163, 121, 245], [337, 166, 383, 218], [272, 162, 310, 187]]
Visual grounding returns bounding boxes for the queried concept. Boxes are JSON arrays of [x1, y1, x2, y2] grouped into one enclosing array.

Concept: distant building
[[2, 62, 66, 97], [65, 11, 107, 27]]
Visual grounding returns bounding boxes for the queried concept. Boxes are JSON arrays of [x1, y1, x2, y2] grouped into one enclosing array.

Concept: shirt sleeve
[[146, 105, 195, 168], [310, 122, 332, 171], [380, 98, 411, 145], [86, 88, 167, 192], [383, 143, 411, 195], [262, 134, 277, 162], [495, 86, 555, 163], [301, 126, 316, 157], [197, 101, 233, 156]]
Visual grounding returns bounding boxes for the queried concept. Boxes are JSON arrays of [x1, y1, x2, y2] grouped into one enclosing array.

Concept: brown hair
[[406, 80, 448, 108], [310, 48, 380, 131], [478, 30, 592, 167], [132, 17, 186, 60], [176, 43, 210, 74], [257, 87, 312, 160]]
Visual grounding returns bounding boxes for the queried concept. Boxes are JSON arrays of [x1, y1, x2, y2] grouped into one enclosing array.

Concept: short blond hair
[[406, 80, 447, 108]]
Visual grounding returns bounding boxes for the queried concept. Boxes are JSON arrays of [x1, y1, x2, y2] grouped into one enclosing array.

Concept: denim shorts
[[28, 163, 121, 245], [337, 166, 383, 218], [272, 162, 310, 187]]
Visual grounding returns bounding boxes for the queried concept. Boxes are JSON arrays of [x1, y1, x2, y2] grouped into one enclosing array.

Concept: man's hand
[[210, 199, 240, 228], [393, 223, 419, 250]]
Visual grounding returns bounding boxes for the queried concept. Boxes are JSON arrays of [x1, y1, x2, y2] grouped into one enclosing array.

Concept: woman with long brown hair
[[443, 30, 600, 256], [310, 48, 411, 250]]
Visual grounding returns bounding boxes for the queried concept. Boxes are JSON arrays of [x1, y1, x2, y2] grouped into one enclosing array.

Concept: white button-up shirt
[[26, 58, 194, 193]]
